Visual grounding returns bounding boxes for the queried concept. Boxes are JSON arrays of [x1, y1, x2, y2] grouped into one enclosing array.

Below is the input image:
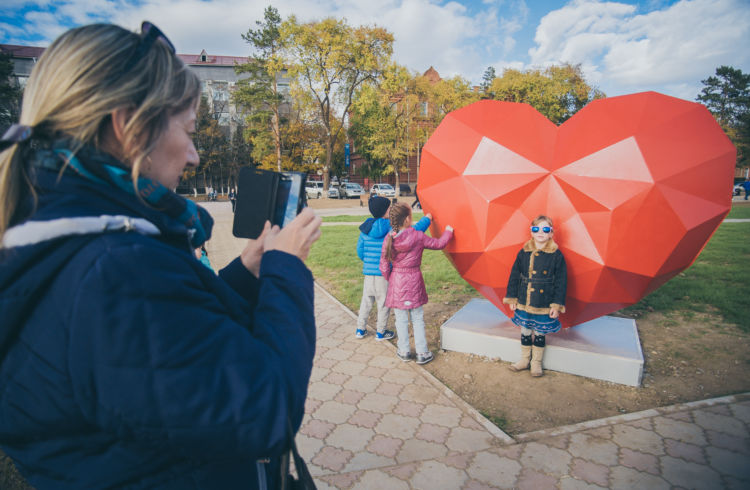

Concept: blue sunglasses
[[531, 226, 552, 233]]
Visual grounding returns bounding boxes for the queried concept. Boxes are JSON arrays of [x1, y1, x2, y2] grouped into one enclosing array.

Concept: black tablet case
[[232, 167, 280, 239]]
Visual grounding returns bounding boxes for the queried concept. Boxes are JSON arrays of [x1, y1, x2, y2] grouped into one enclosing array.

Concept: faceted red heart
[[418, 92, 736, 328]]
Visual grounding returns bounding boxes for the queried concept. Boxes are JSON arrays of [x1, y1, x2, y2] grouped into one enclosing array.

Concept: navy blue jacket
[[356, 216, 430, 276], [0, 165, 315, 489]]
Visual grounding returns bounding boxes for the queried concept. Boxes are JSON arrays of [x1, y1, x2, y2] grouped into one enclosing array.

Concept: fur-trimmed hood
[[522, 238, 558, 253]]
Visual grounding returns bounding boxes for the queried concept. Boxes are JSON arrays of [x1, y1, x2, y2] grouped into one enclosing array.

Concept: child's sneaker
[[355, 329, 367, 339], [397, 351, 413, 362], [416, 351, 434, 365], [376, 330, 395, 341]]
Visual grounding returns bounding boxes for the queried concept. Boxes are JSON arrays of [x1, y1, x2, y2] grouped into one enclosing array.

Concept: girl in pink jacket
[[380, 202, 453, 364]]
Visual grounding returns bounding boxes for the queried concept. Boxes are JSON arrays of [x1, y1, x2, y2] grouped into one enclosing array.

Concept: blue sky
[[1, 0, 749, 100]]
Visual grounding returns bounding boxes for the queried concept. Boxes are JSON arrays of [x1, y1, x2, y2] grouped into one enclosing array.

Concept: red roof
[[0, 44, 45, 58], [178, 54, 248, 66]]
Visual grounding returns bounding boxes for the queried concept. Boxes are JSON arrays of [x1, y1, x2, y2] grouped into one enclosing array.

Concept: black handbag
[[280, 419, 316, 490]]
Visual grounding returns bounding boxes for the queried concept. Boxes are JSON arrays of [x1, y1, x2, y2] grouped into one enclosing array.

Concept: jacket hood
[[360, 217, 391, 238], [522, 238, 559, 253], [0, 235, 91, 360], [0, 164, 209, 361]]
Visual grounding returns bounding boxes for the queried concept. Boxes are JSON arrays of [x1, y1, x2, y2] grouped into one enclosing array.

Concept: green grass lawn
[[727, 203, 750, 219], [322, 213, 424, 223], [309, 217, 750, 331]]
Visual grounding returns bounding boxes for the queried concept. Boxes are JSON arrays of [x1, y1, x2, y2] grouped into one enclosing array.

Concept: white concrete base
[[440, 299, 644, 387]]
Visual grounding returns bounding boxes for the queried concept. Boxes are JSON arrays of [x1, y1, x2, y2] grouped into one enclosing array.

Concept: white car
[[305, 181, 324, 199], [340, 182, 363, 199], [371, 183, 396, 197], [328, 185, 341, 199]]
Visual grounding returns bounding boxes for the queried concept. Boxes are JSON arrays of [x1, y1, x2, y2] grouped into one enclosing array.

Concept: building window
[[420, 102, 428, 117]]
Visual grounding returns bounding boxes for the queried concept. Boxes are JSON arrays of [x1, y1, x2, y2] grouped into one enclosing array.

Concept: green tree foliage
[[0, 51, 22, 134], [697, 66, 750, 167], [350, 65, 422, 192], [282, 16, 394, 189], [490, 63, 605, 124], [234, 5, 287, 171], [190, 96, 229, 189], [480, 66, 496, 99]]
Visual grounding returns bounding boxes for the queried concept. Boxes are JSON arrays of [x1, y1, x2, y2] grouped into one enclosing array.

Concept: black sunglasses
[[122, 21, 176, 74]]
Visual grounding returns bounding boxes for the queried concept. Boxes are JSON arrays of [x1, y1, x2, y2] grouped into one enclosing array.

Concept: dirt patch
[[419, 302, 750, 435]]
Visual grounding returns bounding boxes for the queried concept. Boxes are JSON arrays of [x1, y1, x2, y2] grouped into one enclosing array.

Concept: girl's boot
[[530, 345, 545, 377], [508, 334, 532, 371]]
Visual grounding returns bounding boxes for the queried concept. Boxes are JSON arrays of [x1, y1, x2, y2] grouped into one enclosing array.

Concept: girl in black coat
[[503, 215, 567, 377]]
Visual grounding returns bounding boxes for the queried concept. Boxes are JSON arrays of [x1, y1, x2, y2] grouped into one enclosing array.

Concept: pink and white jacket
[[380, 226, 453, 310]]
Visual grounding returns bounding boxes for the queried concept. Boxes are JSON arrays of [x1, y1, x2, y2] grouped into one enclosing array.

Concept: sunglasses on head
[[121, 21, 176, 74], [531, 226, 552, 233]]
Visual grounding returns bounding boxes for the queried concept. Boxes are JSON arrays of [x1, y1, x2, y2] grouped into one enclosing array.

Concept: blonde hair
[[532, 215, 554, 228], [384, 202, 411, 262], [0, 23, 200, 237]]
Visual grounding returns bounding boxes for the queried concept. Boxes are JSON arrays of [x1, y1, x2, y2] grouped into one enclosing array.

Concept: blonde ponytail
[[0, 23, 200, 239]]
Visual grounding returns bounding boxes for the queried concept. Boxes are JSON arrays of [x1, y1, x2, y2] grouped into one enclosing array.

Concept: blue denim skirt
[[511, 309, 561, 334]]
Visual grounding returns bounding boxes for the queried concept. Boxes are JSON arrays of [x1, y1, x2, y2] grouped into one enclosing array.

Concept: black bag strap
[[281, 418, 316, 490]]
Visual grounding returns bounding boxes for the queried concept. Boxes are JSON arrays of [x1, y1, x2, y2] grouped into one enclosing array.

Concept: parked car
[[305, 181, 324, 199], [371, 183, 396, 197], [340, 182, 363, 199], [328, 185, 341, 199], [734, 183, 745, 196], [399, 183, 412, 195]]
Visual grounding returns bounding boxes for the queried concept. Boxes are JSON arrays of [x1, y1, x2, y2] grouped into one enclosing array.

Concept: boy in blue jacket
[[356, 195, 431, 339]]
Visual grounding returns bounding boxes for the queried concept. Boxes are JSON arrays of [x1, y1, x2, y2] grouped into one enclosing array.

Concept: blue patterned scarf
[[30, 140, 212, 247]]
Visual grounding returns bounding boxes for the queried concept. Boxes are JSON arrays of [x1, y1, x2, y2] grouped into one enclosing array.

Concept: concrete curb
[[514, 391, 750, 443]]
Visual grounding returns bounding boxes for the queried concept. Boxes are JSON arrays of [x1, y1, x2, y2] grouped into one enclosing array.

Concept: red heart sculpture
[[419, 92, 736, 328]]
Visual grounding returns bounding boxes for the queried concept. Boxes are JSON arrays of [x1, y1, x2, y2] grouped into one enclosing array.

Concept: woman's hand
[[240, 221, 271, 277], [263, 207, 322, 261], [425, 213, 432, 220], [549, 309, 559, 319], [509, 303, 517, 311], [446, 225, 453, 232]]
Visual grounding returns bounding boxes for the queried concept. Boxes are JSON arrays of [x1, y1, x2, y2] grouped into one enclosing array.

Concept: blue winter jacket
[[356, 216, 430, 276], [0, 160, 315, 489]]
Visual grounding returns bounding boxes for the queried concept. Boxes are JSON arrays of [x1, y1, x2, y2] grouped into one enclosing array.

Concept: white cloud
[[529, 0, 750, 97]]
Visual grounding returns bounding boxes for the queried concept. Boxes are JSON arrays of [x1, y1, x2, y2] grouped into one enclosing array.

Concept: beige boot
[[530, 345, 545, 377], [508, 344, 531, 371]]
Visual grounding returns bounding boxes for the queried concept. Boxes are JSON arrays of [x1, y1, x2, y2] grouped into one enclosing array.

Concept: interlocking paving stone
[[653, 416, 707, 445], [445, 426, 495, 453], [567, 433, 619, 466], [325, 424, 375, 453], [519, 442, 572, 476], [661, 454, 724, 488], [705, 446, 750, 480], [359, 392, 400, 414], [347, 410, 382, 429], [313, 400, 358, 424], [570, 458, 609, 487], [396, 438, 448, 464], [375, 413, 421, 439], [410, 460, 469, 489], [611, 424, 665, 456], [466, 451, 522, 486], [663, 438, 706, 463], [608, 466, 670, 490], [618, 447, 659, 474], [693, 409, 749, 437], [516, 468, 557, 489], [343, 375, 381, 394], [415, 422, 451, 443]]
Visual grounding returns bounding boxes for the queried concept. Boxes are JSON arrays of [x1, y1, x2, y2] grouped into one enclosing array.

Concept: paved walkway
[[203, 202, 750, 489]]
